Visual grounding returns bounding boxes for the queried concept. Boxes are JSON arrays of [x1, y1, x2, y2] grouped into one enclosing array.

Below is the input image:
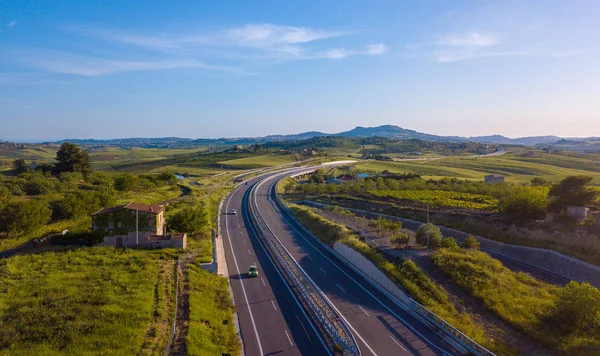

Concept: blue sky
[[1, 0, 599, 141]]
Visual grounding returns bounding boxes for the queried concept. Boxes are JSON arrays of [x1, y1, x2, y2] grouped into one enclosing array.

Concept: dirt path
[[169, 254, 192, 356]]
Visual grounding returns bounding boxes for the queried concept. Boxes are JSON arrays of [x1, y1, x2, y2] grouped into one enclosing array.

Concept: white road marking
[[243, 239, 246, 244], [284, 330, 293, 346], [336, 284, 345, 292], [272, 187, 450, 356], [306, 255, 312, 260], [260, 277, 266, 286], [224, 192, 264, 355], [247, 249, 251, 255], [359, 306, 370, 316], [320, 268, 327, 274], [390, 335, 408, 351], [271, 300, 277, 311]]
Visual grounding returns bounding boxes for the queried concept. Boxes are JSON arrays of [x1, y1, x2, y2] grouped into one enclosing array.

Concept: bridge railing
[[247, 181, 360, 356]]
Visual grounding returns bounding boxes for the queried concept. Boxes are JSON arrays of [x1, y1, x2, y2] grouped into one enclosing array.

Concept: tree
[[440, 237, 460, 249], [549, 281, 600, 336], [166, 203, 208, 235], [54, 142, 92, 175], [463, 235, 480, 249], [499, 186, 549, 220], [114, 174, 138, 191], [549, 176, 598, 212], [12, 159, 29, 174], [0, 199, 51, 235], [415, 223, 443, 248], [531, 177, 550, 187]]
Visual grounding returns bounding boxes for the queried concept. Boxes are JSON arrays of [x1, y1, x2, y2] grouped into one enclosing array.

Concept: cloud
[[8, 48, 239, 76], [317, 49, 353, 59], [366, 43, 389, 55], [437, 32, 498, 47], [225, 24, 344, 48], [6, 21, 17, 28]]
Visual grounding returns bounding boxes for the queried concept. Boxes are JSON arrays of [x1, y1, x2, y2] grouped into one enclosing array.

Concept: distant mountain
[[42, 125, 599, 149]]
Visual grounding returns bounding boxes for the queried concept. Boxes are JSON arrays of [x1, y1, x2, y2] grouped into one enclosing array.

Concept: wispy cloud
[[8, 48, 239, 76], [316, 44, 389, 60], [436, 32, 498, 47], [365, 43, 389, 55], [6, 21, 17, 28]]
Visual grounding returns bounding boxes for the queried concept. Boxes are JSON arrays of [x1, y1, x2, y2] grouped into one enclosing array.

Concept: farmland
[[369, 190, 498, 210]]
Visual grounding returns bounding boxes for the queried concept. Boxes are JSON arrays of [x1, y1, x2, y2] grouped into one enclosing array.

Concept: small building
[[93, 202, 186, 249], [484, 175, 505, 184], [567, 205, 590, 220]]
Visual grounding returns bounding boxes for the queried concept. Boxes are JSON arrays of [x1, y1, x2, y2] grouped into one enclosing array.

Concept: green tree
[[114, 174, 138, 191], [463, 235, 480, 249], [167, 204, 208, 235], [549, 176, 598, 212], [499, 186, 549, 220], [0, 199, 51, 235], [12, 159, 29, 174], [54, 142, 92, 175], [549, 281, 600, 336], [415, 223, 443, 248], [531, 177, 550, 186]]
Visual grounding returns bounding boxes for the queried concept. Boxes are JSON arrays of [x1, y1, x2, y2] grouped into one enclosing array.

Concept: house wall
[[567, 206, 589, 220]]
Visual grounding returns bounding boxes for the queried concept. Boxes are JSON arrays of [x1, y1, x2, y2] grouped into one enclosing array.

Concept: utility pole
[[426, 198, 430, 249], [136, 209, 139, 246]]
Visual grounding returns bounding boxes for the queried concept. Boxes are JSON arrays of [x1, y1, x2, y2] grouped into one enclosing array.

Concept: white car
[[230, 209, 237, 215]]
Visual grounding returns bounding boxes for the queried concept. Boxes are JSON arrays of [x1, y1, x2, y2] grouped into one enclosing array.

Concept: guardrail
[[247, 181, 360, 355], [272, 173, 496, 356], [410, 300, 495, 356]]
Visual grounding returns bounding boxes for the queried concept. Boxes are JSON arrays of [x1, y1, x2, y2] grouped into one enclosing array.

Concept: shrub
[[548, 281, 600, 336], [463, 235, 480, 249], [0, 198, 52, 235], [415, 223, 443, 248], [167, 203, 208, 235], [440, 237, 460, 249]]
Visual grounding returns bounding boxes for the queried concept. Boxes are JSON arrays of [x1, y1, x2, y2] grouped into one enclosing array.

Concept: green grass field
[[0, 247, 178, 355], [217, 153, 297, 168], [352, 152, 600, 184]]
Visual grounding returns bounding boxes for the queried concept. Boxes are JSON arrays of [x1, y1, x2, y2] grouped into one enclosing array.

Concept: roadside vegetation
[[287, 203, 509, 353], [433, 248, 600, 354]]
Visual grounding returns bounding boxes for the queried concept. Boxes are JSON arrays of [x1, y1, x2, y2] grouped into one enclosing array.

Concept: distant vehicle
[[230, 209, 237, 215], [248, 265, 258, 278]]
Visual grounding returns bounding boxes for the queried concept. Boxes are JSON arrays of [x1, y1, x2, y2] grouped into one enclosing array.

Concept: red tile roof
[[93, 202, 165, 216]]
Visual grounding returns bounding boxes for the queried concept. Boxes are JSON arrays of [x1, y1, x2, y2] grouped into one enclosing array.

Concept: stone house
[[92, 202, 186, 249], [567, 205, 590, 220]]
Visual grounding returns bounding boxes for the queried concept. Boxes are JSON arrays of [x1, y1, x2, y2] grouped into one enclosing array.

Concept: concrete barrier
[[303, 201, 600, 289], [333, 242, 411, 305]]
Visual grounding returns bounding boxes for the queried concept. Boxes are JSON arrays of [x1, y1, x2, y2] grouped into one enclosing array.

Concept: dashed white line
[[319, 268, 326, 274], [260, 277, 266, 286], [284, 330, 293, 346], [390, 335, 407, 351], [306, 255, 312, 260], [243, 239, 246, 244], [336, 284, 345, 292], [247, 249, 251, 255], [359, 306, 370, 316], [224, 192, 264, 355], [271, 300, 277, 311]]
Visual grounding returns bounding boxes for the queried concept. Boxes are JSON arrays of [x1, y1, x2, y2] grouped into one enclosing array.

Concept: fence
[[247, 181, 360, 355]]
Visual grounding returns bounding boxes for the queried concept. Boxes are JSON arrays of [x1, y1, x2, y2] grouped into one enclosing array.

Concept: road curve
[[251, 170, 460, 356], [221, 173, 329, 356]]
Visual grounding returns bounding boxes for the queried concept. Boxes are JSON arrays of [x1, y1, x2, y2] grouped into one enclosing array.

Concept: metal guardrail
[[272, 174, 496, 356], [247, 181, 360, 356], [410, 300, 495, 356]]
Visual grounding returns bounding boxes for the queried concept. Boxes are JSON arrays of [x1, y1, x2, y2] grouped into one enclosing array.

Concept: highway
[[234, 168, 460, 356], [221, 174, 329, 356]]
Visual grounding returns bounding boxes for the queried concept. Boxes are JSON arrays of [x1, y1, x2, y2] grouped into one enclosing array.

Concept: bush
[[415, 223, 443, 248], [440, 237, 460, 249], [114, 174, 139, 191], [463, 235, 480, 249], [498, 185, 549, 220], [548, 281, 600, 336], [0, 198, 52, 235], [55, 190, 115, 219]]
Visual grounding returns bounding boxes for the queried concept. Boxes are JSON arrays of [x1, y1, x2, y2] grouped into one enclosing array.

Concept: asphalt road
[[251, 172, 459, 356], [221, 174, 329, 356]]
